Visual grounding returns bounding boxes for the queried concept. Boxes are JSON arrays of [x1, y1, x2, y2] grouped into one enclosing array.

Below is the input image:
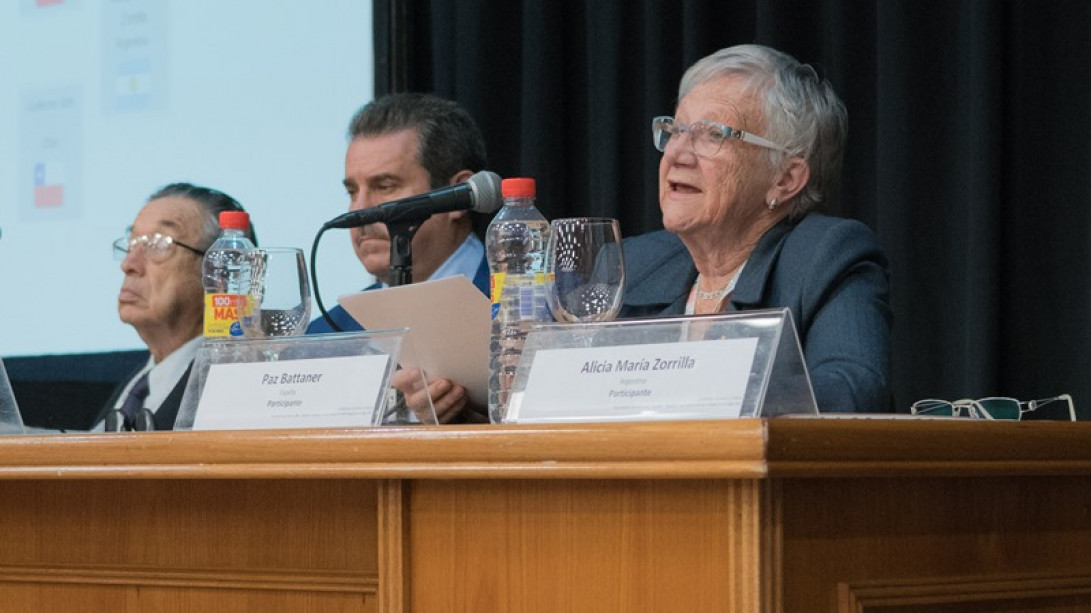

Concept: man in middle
[[307, 92, 491, 422]]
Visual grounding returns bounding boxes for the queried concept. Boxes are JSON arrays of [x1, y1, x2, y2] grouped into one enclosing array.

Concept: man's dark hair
[[147, 182, 258, 248], [347, 93, 488, 188]]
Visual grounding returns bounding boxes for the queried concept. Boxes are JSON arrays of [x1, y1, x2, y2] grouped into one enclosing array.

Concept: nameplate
[[0, 359, 26, 434], [192, 354, 389, 430], [509, 338, 758, 423]]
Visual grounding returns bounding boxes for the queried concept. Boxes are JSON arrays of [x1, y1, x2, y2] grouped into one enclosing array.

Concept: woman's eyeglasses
[[113, 233, 206, 263], [910, 394, 1076, 421], [651, 115, 792, 157]]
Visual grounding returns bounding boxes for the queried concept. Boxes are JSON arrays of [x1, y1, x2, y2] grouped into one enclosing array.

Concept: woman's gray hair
[[679, 44, 847, 217]]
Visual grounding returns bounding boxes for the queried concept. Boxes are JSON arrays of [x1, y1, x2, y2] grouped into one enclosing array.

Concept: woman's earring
[[767, 198, 778, 210]]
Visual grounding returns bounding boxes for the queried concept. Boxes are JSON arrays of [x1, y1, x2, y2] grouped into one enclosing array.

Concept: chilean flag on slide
[[34, 162, 65, 208]]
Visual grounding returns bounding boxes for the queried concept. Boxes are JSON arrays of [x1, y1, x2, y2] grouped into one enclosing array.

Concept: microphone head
[[467, 170, 502, 214]]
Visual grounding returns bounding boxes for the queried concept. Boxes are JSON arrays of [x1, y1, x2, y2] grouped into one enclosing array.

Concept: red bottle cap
[[219, 210, 250, 230], [501, 177, 536, 198]]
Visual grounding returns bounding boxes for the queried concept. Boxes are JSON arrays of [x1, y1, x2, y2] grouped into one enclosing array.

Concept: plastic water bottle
[[202, 210, 255, 338], [486, 177, 552, 423]]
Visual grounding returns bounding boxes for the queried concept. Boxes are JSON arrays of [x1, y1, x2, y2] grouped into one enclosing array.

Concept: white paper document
[[338, 276, 490, 406]]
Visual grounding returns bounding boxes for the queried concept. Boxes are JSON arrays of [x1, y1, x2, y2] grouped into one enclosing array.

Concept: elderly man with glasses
[[91, 183, 256, 431]]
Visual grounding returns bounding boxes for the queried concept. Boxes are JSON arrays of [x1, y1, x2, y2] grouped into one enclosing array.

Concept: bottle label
[[489, 272, 554, 322], [204, 293, 247, 338], [531, 272, 553, 322], [489, 272, 505, 319]]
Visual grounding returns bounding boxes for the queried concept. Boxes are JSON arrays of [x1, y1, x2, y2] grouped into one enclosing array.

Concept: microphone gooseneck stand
[[381, 218, 427, 423], [386, 219, 423, 287], [313, 171, 500, 323], [312, 216, 427, 332]]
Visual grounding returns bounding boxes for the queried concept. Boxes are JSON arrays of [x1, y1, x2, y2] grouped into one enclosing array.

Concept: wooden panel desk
[[0, 418, 1089, 612]]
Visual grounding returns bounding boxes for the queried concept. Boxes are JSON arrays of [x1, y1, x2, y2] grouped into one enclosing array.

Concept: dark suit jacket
[[305, 253, 491, 334], [620, 214, 892, 412], [94, 362, 193, 431]]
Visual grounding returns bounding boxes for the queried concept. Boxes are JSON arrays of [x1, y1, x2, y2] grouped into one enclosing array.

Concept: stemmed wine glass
[[240, 247, 312, 357], [545, 217, 625, 325]]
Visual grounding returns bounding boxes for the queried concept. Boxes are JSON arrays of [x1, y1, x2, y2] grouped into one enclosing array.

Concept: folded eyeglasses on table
[[910, 394, 1076, 421]]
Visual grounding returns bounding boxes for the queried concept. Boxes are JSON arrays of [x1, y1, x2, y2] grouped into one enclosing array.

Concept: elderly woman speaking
[[621, 44, 891, 412]]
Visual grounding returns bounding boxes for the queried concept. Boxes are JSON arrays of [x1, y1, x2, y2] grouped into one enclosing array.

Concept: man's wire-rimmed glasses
[[910, 394, 1076, 421], [113, 233, 206, 263], [652, 115, 792, 157]]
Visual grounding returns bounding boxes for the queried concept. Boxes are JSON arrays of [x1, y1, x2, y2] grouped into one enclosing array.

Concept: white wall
[[0, 0, 375, 356]]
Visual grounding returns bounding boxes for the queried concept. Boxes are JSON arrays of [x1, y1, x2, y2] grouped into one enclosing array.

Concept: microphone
[[323, 170, 502, 229]]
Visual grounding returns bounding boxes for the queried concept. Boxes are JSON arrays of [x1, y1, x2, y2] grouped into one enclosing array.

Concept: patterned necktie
[[119, 372, 151, 424]]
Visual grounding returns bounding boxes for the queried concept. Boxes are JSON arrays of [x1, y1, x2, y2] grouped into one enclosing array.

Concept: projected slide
[[20, 87, 82, 220], [0, 0, 374, 356], [101, 0, 167, 113]]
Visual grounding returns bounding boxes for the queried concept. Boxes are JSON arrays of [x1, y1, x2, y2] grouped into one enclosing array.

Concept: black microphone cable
[[310, 170, 501, 333], [310, 225, 343, 332]]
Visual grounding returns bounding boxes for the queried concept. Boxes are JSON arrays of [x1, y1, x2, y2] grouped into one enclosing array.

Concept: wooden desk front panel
[[400, 475, 1091, 613], [405, 479, 766, 613], [778, 476, 1091, 613], [0, 479, 379, 613]]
